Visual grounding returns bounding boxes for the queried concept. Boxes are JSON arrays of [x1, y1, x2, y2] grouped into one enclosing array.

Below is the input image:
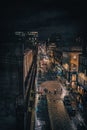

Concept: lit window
[[73, 55, 76, 59]]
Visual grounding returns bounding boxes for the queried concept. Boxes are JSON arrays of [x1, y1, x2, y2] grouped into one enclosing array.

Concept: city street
[[1, 1, 87, 130], [34, 50, 87, 130]]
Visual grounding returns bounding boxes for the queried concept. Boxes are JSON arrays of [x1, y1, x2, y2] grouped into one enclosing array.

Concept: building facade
[[62, 46, 82, 87], [0, 42, 35, 130], [78, 53, 87, 95], [26, 31, 38, 46]]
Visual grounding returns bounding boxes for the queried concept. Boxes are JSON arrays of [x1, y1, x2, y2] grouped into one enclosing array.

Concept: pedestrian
[[61, 88, 62, 92], [54, 89, 56, 94]]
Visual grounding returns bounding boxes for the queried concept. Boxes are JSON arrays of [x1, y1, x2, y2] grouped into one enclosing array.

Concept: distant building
[[47, 43, 57, 63], [14, 31, 38, 52], [15, 31, 25, 37], [14, 31, 25, 41], [54, 48, 62, 65], [26, 31, 38, 45]]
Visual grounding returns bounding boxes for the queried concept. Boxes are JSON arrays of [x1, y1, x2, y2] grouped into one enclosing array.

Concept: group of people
[[47, 88, 62, 95]]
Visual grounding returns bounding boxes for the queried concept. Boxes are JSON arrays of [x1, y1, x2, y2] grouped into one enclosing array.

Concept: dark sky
[[0, 0, 87, 40]]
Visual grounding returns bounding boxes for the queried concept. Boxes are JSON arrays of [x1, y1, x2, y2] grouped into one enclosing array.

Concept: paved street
[[34, 64, 52, 130], [35, 94, 51, 130], [40, 81, 74, 130]]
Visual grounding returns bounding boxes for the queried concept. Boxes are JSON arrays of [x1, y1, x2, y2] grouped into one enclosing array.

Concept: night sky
[[0, 0, 87, 40]]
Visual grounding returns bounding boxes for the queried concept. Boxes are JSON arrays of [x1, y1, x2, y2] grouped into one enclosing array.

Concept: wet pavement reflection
[[35, 94, 51, 130]]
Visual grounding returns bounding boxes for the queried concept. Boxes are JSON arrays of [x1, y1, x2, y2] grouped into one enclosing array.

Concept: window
[[80, 57, 82, 64], [72, 74, 76, 81]]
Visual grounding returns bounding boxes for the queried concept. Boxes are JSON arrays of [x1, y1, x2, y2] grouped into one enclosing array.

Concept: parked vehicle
[[78, 103, 83, 112], [77, 122, 87, 130], [63, 95, 76, 116], [63, 96, 71, 105]]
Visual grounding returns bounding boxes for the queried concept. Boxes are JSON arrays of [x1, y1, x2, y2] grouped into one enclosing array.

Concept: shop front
[[62, 63, 69, 79], [78, 72, 87, 95], [70, 72, 78, 88]]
